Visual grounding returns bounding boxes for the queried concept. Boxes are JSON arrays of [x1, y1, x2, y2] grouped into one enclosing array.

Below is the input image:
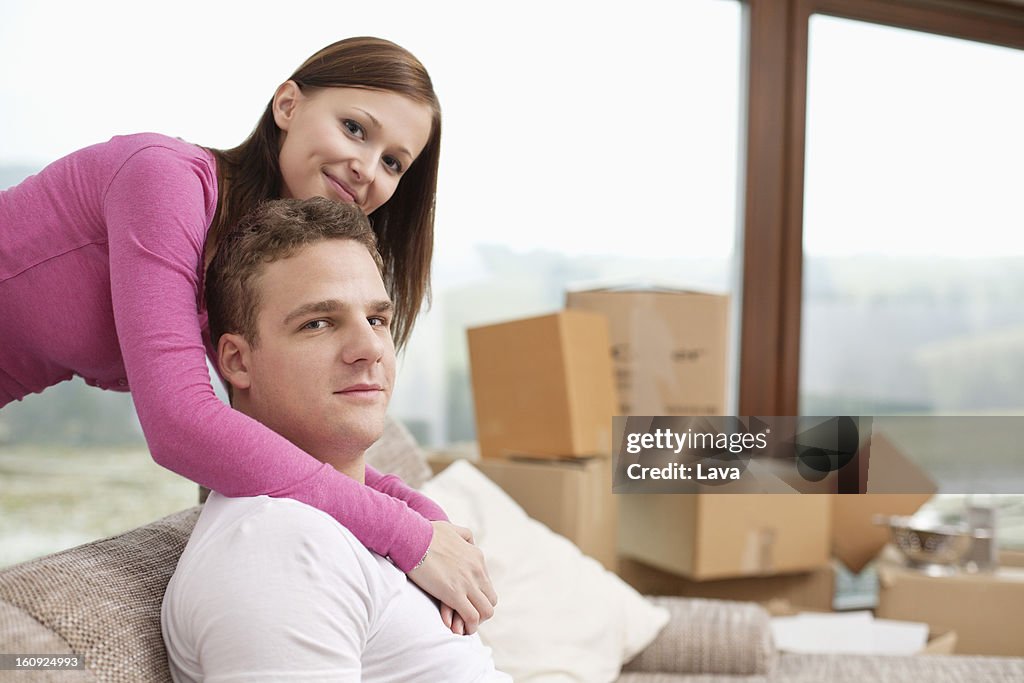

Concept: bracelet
[[412, 548, 429, 571]]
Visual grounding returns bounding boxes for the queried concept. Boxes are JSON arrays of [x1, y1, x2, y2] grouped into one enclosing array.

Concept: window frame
[[737, 0, 1024, 415]]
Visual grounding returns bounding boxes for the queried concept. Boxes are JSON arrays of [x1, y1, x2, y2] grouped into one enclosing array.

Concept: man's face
[[234, 239, 395, 459]]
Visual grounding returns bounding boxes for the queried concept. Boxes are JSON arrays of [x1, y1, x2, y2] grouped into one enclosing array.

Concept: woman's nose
[[349, 150, 377, 185]]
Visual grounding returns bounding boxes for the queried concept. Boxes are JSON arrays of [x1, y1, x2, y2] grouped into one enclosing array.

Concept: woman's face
[[273, 84, 433, 216]]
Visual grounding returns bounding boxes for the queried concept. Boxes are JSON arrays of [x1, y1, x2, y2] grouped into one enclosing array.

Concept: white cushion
[[420, 461, 670, 683]]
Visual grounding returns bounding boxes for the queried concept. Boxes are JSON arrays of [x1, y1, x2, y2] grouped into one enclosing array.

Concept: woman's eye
[[302, 320, 330, 331], [382, 155, 403, 174], [342, 119, 365, 138]]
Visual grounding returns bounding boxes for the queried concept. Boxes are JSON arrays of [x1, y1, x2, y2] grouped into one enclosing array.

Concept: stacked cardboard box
[[466, 311, 620, 570], [465, 290, 944, 613], [467, 311, 617, 460], [564, 287, 729, 416], [475, 456, 617, 571], [566, 288, 829, 589]]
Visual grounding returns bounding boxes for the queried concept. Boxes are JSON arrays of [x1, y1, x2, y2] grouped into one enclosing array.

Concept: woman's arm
[[364, 465, 449, 522], [101, 144, 451, 574]]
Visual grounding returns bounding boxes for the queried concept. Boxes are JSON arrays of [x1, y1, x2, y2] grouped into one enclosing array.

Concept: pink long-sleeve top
[[0, 133, 444, 571]]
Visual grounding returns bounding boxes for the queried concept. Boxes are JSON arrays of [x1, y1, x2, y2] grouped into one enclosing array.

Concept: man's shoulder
[[193, 493, 357, 554], [181, 494, 401, 586]]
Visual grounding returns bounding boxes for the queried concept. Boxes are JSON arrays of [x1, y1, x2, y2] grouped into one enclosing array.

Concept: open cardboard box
[[618, 433, 938, 580], [830, 433, 939, 573], [875, 546, 1024, 656]]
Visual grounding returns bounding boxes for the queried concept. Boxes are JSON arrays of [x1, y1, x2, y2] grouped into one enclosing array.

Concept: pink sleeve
[[103, 146, 431, 571], [364, 465, 449, 522]]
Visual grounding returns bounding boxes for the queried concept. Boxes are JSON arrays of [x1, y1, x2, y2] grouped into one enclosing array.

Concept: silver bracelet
[[412, 548, 429, 571]]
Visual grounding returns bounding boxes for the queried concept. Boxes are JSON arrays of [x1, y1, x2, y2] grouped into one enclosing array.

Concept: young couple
[[1, 37, 505, 679]]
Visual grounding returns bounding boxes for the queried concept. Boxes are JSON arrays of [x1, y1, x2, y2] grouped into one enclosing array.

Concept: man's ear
[[271, 80, 303, 132], [217, 333, 253, 392]]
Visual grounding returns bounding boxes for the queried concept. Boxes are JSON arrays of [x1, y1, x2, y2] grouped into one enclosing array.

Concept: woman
[[0, 37, 494, 634]]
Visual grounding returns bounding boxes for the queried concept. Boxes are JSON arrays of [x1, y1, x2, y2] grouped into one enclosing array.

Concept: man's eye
[[369, 316, 390, 328], [342, 119, 365, 138], [302, 320, 330, 330], [382, 155, 403, 174]]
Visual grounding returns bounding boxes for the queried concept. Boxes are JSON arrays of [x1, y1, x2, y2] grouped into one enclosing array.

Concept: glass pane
[[395, 1, 745, 445], [802, 15, 1024, 417], [801, 14, 1024, 548]]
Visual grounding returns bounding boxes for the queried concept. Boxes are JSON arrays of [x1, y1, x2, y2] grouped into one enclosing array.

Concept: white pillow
[[420, 460, 670, 683]]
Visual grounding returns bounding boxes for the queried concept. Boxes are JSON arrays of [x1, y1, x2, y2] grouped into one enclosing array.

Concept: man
[[161, 198, 510, 681]]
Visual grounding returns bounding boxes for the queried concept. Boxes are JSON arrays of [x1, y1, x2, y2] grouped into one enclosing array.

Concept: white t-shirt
[[161, 493, 511, 682]]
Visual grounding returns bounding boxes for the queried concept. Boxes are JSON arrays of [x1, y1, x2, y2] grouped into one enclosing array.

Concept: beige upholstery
[[623, 596, 776, 676], [0, 507, 200, 683], [0, 600, 94, 682], [771, 653, 1024, 682]]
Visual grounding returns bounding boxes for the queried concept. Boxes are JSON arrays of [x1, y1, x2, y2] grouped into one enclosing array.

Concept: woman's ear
[[272, 80, 303, 131], [217, 333, 253, 392]]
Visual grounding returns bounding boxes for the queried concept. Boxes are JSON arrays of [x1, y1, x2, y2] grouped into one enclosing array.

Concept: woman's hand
[[407, 521, 497, 635], [440, 603, 467, 635]]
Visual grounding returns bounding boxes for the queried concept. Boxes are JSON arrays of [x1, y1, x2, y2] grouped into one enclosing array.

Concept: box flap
[[831, 434, 937, 573]]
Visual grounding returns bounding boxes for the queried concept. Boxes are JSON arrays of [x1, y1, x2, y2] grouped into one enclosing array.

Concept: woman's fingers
[[440, 603, 454, 629], [452, 612, 466, 636], [454, 524, 474, 544], [440, 602, 469, 635]]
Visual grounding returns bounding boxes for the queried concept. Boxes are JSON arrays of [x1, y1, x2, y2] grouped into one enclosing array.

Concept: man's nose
[[340, 319, 386, 365]]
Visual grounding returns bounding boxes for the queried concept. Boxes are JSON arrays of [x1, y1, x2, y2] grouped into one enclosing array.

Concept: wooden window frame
[[737, 0, 1024, 414]]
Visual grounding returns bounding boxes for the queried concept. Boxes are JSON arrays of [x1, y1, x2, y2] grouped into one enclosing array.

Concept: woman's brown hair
[[205, 36, 440, 349]]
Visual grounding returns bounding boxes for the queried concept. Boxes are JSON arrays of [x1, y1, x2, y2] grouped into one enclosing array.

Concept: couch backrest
[[0, 507, 201, 683]]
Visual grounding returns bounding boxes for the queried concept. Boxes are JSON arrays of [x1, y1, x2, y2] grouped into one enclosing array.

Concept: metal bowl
[[879, 515, 973, 575]]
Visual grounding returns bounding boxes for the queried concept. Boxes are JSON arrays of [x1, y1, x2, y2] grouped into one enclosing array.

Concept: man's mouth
[[334, 383, 385, 399]]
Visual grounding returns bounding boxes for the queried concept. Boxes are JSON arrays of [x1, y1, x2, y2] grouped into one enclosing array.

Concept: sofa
[[2, 420, 1023, 682]]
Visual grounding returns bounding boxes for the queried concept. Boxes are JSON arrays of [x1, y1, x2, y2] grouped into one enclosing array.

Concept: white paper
[[770, 611, 929, 656]]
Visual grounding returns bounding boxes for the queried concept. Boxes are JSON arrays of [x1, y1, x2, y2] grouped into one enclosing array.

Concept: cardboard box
[[565, 288, 728, 416], [617, 493, 831, 580], [619, 557, 836, 611], [830, 433, 938, 573], [876, 549, 1024, 656], [1000, 549, 1024, 569], [467, 311, 618, 459], [475, 455, 618, 571]]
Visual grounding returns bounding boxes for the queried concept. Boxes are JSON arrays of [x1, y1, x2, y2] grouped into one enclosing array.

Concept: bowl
[[877, 515, 974, 575]]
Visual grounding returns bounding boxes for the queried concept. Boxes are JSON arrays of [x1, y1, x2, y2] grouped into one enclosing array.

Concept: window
[[0, 0, 744, 564]]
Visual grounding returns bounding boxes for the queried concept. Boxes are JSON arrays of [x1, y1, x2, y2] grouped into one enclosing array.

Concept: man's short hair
[[205, 197, 384, 348]]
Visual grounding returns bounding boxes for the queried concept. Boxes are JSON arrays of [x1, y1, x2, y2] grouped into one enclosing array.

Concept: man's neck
[[233, 404, 367, 485], [321, 454, 366, 485]]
